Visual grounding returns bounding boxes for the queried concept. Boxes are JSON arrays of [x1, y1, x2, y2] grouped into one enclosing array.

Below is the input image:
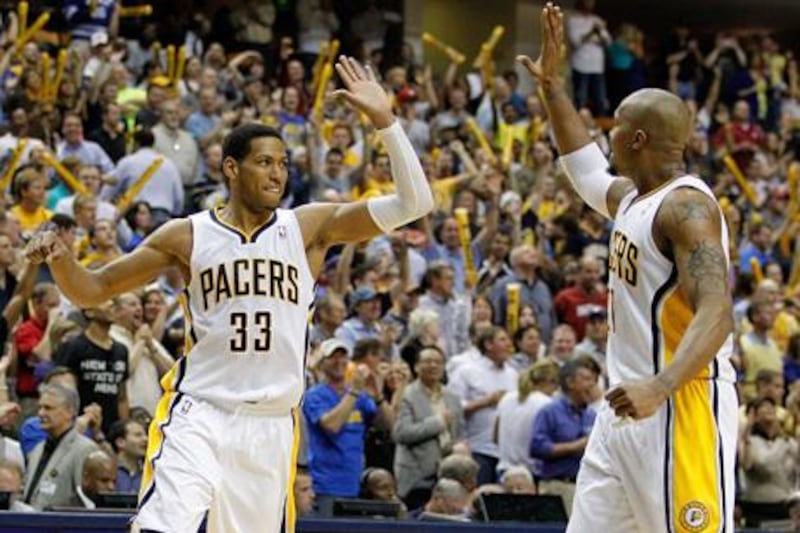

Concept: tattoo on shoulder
[[670, 197, 715, 225], [686, 240, 728, 295]]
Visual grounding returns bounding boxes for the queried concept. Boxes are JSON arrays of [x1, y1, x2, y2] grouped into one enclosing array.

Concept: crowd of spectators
[[0, 0, 797, 529]]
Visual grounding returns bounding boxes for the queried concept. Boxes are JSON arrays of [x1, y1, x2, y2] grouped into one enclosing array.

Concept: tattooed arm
[[606, 187, 733, 419], [653, 188, 733, 393]]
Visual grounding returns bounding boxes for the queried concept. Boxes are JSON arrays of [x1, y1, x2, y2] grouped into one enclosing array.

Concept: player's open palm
[[517, 2, 565, 85], [333, 56, 394, 129]]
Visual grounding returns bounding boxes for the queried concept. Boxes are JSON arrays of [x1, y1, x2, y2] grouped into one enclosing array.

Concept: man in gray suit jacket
[[23, 384, 98, 510], [393, 346, 464, 508]]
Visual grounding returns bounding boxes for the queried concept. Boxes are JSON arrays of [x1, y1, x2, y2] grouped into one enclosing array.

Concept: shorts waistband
[[180, 393, 293, 417]]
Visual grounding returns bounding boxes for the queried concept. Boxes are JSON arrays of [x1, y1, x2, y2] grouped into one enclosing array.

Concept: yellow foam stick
[[40, 151, 89, 195], [506, 283, 521, 334], [311, 41, 329, 93], [119, 5, 153, 17], [0, 139, 27, 192], [466, 117, 497, 165], [327, 39, 340, 65], [40, 53, 51, 101], [14, 12, 50, 55], [422, 32, 465, 65], [473, 25, 505, 68], [173, 46, 187, 87], [501, 129, 514, 169], [313, 63, 333, 119], [18, 1, 28, 38], [116, 157, 164, 212], [722, 155, 757, 205], [166, 45, 176, 81], [49, 49, 67, 102], [750, 257, 764, 283], [454, 208, 478, 288], [788, 162, 799, 206]]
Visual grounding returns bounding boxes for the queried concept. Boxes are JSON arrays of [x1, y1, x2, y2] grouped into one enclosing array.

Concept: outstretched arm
[[606, 189, 733, 419], [517, 4, 634, 219], [297, 57, 434, 250], [26, 219, 190, 307]]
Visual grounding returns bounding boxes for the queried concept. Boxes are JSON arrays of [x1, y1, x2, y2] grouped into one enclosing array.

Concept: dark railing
[[0, 513, 790, 533]]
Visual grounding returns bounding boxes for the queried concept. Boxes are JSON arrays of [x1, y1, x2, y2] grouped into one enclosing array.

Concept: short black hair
[[222, 123, 283, 163], [134, 128, 155, 148], [49, 213, 77, 231]]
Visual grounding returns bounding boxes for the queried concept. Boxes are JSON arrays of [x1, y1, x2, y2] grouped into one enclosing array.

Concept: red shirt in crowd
[[712, 121, 765, 171], [553, 286, 608, 340], [14, 316, 47, 397]]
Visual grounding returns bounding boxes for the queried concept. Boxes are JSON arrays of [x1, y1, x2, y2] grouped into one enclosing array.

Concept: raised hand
[[332, 56, 395, 129], [516, 3, 565, 88], [25, 230, 68, 265]]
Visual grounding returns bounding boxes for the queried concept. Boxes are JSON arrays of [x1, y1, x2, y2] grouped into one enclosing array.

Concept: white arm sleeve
[[367, 121, 434, 233], [558, 142, 617, 220]]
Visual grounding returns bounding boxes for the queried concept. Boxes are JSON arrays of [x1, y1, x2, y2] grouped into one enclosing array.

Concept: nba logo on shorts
[[680, 500, 709, 531], [180, 399, 193, 416], [278, 225, 287, 238]]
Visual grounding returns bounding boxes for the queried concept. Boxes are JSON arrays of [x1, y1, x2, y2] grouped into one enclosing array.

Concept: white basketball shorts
[[568, 379, 737, 533], [134, 392, 299, 533]]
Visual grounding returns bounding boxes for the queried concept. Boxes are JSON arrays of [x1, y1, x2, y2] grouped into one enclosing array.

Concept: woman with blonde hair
[[494, 360, 560, 478], [400, 308, 441, 376]]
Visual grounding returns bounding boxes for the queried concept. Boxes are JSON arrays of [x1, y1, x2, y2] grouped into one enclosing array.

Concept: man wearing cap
[[574, 309, 608, 370], [553, 256, 607, 340], [303, 339, 392, 516], [335, 286, 384, 352]]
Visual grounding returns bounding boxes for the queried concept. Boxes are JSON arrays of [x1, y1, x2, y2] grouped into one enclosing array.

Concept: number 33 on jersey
[[162, 208, 316, 412]]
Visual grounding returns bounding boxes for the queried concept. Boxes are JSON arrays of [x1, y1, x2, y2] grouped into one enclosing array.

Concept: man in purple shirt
[[530, 356, 600, 517]]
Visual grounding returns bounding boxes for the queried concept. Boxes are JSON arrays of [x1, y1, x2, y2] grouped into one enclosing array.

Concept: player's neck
[[219, 203, 275, 234], [632, 160, 686, 195]]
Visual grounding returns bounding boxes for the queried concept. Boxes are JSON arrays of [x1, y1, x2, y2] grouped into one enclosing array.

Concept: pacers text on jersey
[[199, 258, 300, 311], [609, 229, 639, 286]]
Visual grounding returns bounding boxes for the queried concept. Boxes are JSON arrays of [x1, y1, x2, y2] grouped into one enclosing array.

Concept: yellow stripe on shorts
[[284, 408, 301, 533], [660, 288, 721, 532], [139, 391, 178, 503]]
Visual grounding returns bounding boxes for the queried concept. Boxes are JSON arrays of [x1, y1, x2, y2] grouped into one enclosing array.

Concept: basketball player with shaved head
[[25, 57, 433, 533], [519, 4, 735, 532]]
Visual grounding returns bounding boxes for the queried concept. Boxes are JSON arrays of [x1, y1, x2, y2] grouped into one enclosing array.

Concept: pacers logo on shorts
[[680, 500, 710, 531]]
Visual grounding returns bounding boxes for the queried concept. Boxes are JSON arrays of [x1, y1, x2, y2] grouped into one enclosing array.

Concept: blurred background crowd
[[0, 0, 797, 529]]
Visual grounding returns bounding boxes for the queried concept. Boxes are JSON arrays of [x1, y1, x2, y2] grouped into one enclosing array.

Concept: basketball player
[[518, 5, 736, 532], [25, 57, 433, 533]]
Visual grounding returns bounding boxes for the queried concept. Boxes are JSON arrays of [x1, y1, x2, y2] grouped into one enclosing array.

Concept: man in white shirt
[[109, 293, 173, 415], [566, 0, 611, 114], [448, 326, 518, 485]]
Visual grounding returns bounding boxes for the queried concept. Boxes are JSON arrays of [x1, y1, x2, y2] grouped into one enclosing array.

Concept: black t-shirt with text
[[56, 333, 128, 435]]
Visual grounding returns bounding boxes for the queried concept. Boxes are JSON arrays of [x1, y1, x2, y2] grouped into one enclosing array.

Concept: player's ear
[[221, 156, 239, 184], [630, 129, 648, 150]]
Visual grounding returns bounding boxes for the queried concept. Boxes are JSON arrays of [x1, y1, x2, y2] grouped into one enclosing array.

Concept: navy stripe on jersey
[[663, 399, 674, 533], [137, 392, 184, 513], [249, 213, 279, 243], [209, 208, 247, 244], [183, 289, 198, 345], [649, 267, 678, 374], [714, 380, 727, 533]]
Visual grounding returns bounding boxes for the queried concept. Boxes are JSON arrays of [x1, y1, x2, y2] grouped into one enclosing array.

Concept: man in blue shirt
[[108, 419, 147, 493], [530, 356, 600, 517], [303, 339, 393, 516]]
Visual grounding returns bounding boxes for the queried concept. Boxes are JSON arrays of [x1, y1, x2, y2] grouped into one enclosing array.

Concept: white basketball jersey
[[161, 208, 315, 411], [606, 176, 735, 386]]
